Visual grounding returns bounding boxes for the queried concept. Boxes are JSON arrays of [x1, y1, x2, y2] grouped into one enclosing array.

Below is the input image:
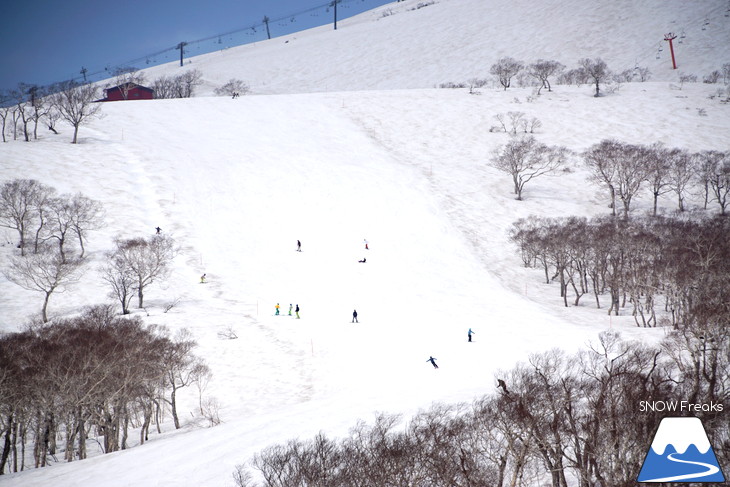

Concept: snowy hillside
[[1, 0, 729, 486], [134, 0, 730, 95]]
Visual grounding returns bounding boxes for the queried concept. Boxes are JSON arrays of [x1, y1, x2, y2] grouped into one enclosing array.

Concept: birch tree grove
[[0, 306, 208, 473]]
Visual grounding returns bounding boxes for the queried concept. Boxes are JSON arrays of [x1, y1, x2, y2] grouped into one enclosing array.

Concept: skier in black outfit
[[427, 356, 438, 369], [352, 310, 358, 323], [297, 240, 301, 252]]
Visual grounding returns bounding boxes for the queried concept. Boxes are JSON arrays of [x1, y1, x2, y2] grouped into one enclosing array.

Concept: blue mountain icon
[[638, 417, 725, 483]]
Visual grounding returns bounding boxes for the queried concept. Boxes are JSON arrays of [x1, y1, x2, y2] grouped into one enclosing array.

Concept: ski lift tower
[[664, 33, 678, 69]]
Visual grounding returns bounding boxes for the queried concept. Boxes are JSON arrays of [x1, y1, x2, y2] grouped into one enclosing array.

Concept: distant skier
[[275, 303, 280, 315], [297, 240, 302, 252], [468, 328, 475, 342], [288, 304, 293, 316], [295, 304, 300, 319], [364, 239, 369, 250], [427, 356, 439, 369], [200, 273, 207, 284], [352, 310, 358, 323], [155, 226, 161, 234], [358, 258, 367, 263]]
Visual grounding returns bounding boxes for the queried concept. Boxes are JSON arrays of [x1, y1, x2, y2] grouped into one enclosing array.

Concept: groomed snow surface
[[1, 0, 729, 486]]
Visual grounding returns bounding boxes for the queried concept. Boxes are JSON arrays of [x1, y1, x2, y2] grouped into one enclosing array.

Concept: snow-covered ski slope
[[1, 0, 729, 486], [136, 0, 730, 95]]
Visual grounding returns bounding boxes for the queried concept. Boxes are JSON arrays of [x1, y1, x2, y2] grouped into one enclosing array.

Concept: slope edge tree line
[[231, 329, 728, 487], [0, 179, 212, 474], [0, 306, 210, 473]]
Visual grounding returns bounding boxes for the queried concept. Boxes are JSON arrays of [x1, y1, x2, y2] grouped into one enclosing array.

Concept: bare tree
[[174, 69, 203, 98], [44, 103, 62, 135], [0, 179, 53, 255], [108, 234, 176, 309], [527, 59, 565, 94], [636, 66, 652, 82], [152, 75, 176, 100], [67, 194, 104, 258], [2, 249, 84, 322], [490, 136, 568, 200], [161, 329, 209, 430], [707, 152, 730, 215], [578, 58, 611, 97], [695, 150, 726, 210], [583, 140, 626, 216], [45, 196, 76, 263], [615, 143, 649, 218], [101, 252, 137, 315], [643, 144, 672, 216], [490, 57, 524, 91], [666, 148, 695, 212], [214, 78, 250, 97], [0, 90, 13, 141], [51, 81, 102, 144], [678, 72, 697, 89], [10, 84, 31, 142]]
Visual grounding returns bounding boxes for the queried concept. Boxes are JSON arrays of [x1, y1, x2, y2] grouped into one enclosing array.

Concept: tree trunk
[[42, 291, 51, 323], [170, 387, 180, 429], [0, 417, 11, 475], [72, 124, 79, 144], [137, 284, 144, 308]]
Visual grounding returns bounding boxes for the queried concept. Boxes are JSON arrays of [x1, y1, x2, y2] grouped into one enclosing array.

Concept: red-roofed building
[[100, 83, 154, 102]]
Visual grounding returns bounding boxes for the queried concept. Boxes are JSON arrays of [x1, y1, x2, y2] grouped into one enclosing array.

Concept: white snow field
[[1, 0, 729, 486]]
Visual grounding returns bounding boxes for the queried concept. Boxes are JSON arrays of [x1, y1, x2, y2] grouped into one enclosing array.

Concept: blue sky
[[1, 0, 392, 92]]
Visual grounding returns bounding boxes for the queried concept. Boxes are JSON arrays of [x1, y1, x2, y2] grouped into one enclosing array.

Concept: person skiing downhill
[[427, 356, 439, 369], [275, 303, 280, 315], [295, 304, 300, 319], [468, 328, 475, 342], [352, 310, 358, 323]]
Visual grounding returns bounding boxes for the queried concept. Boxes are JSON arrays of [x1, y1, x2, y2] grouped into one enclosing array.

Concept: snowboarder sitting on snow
[[358, 258, 366, 263], [427, 356, 439, 369]]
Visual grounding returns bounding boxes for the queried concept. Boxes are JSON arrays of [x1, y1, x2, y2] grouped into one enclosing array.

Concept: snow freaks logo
[[637, 417, 726, 483]]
